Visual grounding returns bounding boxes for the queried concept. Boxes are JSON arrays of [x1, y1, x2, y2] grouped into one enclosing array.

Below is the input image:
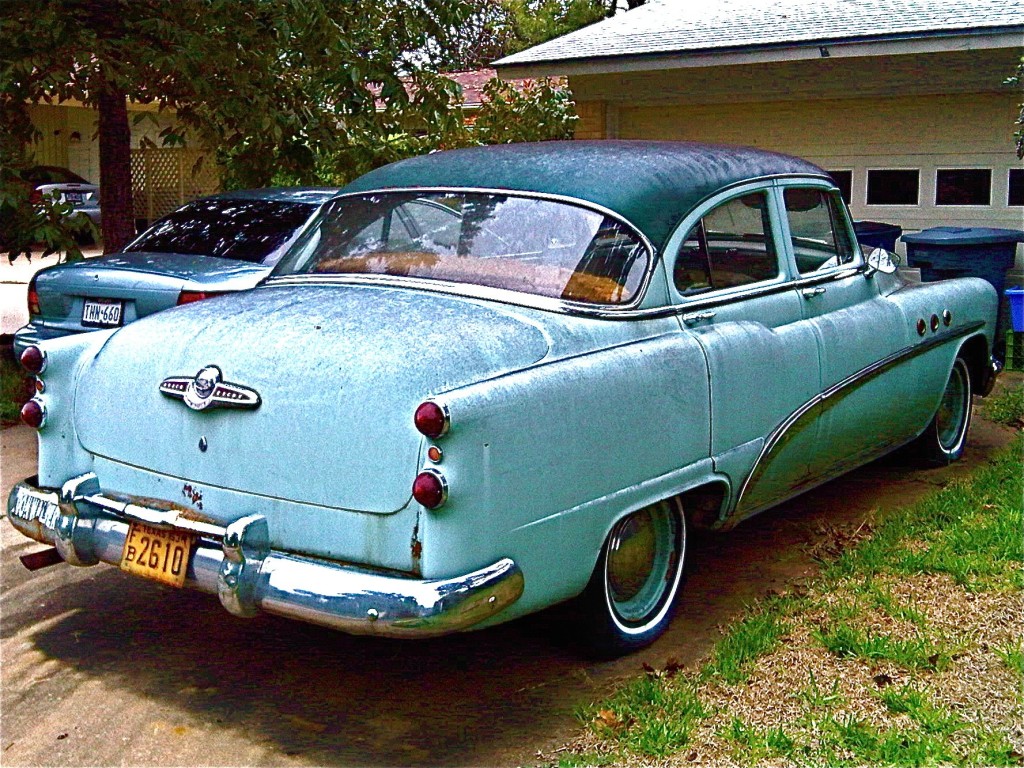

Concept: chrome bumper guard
[[980, 356, 1002, 397], [7, 474, 524, 638]]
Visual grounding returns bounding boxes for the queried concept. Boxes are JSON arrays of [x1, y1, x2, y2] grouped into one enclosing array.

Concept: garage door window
[[674, 192, 779, 295], [826, 170, 852, 204], [866, 170, 919, 206], [1009, 169, 1024, 207], [936, 169, 991, 206]]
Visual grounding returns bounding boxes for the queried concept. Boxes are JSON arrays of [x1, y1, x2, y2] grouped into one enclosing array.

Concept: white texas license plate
[[63, 191, 84, 203], [82, 298, 123, 327]]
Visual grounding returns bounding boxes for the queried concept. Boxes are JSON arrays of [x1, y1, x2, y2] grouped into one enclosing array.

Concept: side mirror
[[865, 247, 899, 277]]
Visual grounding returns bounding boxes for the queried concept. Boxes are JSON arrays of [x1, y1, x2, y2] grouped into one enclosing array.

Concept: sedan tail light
[[27, 276, 40, 316], [177, 290, 225, 306]]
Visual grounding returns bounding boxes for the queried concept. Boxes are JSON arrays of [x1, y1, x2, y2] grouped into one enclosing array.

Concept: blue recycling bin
[[854, 220, 902, 251], [901, 227, 1023, 298]]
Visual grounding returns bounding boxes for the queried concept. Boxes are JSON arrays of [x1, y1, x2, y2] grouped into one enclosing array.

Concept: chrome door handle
[[682, 310, 717, 325], [801, 286, 826, 299]]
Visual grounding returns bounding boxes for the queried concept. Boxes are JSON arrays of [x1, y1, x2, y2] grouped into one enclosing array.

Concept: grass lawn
[[557, 383, 1023, 768]]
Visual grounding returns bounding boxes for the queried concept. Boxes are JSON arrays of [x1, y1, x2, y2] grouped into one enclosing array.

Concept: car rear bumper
[[7, 474, 524, 637]]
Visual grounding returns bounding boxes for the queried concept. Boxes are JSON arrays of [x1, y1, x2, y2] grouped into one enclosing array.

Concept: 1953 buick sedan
[[8, 141, 1001, 655]]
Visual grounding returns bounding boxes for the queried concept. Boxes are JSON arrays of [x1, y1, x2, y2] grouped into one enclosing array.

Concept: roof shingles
[[494, 0, 1023, 67]]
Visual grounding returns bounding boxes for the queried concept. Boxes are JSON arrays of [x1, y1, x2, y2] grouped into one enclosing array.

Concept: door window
[[673, 192, 779, 295], [783, 188, 856, 275]]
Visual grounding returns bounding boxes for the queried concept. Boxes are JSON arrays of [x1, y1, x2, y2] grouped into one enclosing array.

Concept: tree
[[0, 0, 471, 257]]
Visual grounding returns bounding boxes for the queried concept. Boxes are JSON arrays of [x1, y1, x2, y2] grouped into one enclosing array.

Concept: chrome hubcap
[[936, 364, 968, 451], [606, 503, 677, 625]]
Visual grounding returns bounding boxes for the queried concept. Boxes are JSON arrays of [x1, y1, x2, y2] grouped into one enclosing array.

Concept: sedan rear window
[[274, 192, 651, 306], [125, 199, 317, 264]]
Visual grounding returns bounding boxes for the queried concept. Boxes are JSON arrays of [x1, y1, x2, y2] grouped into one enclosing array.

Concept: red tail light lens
[[20, 399, 46, 429], [177, 290, 225, 306], [414, 401, 449, 438], [29, 189, 43, 205], [19, 345, 46, 374], [27, 276, 40, 316], [412, 470, 448, 509]]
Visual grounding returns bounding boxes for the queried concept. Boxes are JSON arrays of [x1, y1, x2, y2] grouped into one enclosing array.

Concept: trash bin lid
[[901, 226, 1024, 246], [854, 220, 902, 234]]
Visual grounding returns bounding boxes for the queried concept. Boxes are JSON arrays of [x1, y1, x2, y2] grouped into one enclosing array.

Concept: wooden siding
[[602, 92, 1024, 241]]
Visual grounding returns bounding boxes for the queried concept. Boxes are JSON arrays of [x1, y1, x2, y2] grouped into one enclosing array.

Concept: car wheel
[[914, 356, 972, 465], [577, 498, 686, 657]]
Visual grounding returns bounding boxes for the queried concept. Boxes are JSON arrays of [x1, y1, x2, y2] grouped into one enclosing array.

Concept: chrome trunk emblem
[[160, 366, 261, 411]]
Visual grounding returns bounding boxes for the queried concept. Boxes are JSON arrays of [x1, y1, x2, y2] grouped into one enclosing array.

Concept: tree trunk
[[97, 85, 135, 253]]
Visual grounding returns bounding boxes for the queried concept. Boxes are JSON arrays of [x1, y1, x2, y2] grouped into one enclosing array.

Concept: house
[[25, 99, 219, 226], [494, 0, 1024, 255]]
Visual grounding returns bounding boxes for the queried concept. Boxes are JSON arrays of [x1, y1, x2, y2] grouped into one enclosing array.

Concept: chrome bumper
[[6, 474, 524, 638]]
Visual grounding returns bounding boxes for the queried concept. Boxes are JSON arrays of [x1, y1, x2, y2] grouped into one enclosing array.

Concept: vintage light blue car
[[7, 142, 1001, 655], [13, 187, 338, 357]]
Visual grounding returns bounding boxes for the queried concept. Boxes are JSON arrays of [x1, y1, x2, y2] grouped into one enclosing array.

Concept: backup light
[[20, 345, 46, 374], [414, 401, 449, 439], [20, 399, 46, 429], [412, 469, 448, 509]]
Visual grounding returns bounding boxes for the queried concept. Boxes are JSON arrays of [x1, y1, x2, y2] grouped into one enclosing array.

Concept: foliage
[[473, 78, 578, 143], [0, 161, 90, 263], [983, 381, 1024, 428], [0, 0, 472, 256], [1008, 57, 1024, 160], [426, 0, 646, 72]]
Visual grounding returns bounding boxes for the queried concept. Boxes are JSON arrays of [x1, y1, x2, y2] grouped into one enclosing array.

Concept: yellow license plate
[[120, 522, 195, 587]]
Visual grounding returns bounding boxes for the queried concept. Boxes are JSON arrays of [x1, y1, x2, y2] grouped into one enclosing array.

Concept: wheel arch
[[956, 333, 991, 395]]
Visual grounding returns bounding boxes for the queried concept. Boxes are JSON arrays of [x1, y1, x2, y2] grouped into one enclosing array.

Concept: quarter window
[[935, 169, 991, 206], [866, 169, 919, 206], [783, 188, 856, 274], [674, 192, 778, 295]]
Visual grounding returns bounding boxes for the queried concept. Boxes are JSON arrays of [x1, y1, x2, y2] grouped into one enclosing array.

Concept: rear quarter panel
[[417, 322, 713, 619]]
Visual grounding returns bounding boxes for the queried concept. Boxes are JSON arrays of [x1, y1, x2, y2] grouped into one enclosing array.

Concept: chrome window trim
[[274, 186, 658, 314], [662, 182, 791, 305], [773, 180, 863, 278]]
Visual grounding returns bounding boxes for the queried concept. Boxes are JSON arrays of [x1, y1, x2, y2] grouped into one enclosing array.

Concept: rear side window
[[126, 199, 316, 264], [674, 192, 779, 295], [783, 188, 856, 274]]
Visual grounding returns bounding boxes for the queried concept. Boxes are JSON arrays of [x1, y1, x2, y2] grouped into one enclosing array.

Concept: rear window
[[125, 199, 317, 264], [273, 192, 651, 306]]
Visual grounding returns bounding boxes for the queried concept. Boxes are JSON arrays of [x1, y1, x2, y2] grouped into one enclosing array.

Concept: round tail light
[[414, 401, 449, 439], [19, 345, 46, 374], [412, 469, 448, 509], [20, 399, 46, 429]]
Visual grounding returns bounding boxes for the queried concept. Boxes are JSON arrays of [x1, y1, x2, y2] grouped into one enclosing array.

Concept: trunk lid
[[74, 283, 550, 513]]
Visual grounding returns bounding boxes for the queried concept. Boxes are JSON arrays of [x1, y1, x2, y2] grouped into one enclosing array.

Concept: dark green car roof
[[340, 141, 830, 250]]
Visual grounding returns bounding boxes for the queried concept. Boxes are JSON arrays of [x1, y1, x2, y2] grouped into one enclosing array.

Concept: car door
[[776, 183, 915, 479], [666, 184, 823, 521]]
